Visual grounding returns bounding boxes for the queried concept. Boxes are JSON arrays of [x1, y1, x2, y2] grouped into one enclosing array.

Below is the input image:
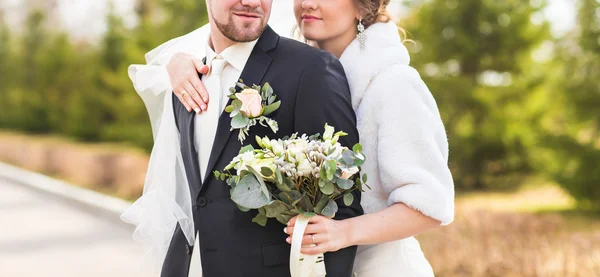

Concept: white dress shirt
[[193, 36, 258, 179], [189, 35, 258, 277]]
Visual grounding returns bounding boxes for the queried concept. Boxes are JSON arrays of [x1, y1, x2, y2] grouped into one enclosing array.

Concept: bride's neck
[[315, 27, 358, 59]]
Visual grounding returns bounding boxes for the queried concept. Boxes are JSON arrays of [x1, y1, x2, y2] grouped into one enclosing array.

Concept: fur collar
[[339, 21, 411, 109]]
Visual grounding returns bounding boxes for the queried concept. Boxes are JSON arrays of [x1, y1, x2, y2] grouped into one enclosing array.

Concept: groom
[[164, 0, 363, 276]]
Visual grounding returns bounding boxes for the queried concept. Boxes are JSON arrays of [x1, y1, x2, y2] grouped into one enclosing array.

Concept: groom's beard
[[215, 9, 267, 42]]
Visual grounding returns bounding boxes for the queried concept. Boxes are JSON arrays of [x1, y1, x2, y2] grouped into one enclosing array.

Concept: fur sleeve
[[372, 64, 455, 225]]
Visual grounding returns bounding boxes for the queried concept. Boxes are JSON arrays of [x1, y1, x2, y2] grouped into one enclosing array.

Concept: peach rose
[[236, 89, 263, 118]]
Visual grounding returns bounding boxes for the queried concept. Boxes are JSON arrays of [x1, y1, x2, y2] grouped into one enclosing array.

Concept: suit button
[[185, 244, 192, 255], [197, 197, 208, 207]]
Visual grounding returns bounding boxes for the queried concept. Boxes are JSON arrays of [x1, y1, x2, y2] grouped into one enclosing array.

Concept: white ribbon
[[290, 214, 327, 277]]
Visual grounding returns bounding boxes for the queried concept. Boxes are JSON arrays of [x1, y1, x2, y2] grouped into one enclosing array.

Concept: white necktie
[[197, 55, 227, 179]]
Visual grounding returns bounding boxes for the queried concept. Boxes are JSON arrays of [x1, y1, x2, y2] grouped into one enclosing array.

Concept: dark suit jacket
[[162, 25, 363, 277]]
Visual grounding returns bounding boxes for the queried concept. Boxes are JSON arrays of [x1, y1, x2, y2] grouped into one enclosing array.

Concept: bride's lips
[[302, 15, 321, 23]]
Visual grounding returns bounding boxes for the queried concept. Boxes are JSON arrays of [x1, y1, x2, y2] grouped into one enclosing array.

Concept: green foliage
[[0, 1, 209, 151], [532, 0, 600, 208], [403, 0, 551, 190]]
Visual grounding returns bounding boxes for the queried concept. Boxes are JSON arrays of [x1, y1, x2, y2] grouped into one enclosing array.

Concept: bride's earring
[[357, 18, 366, 51]]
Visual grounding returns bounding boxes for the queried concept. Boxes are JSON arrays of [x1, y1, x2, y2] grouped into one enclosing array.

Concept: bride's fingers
[[287, 216, 297, 227], [284, 222, 326, 236], [301, 244, 329, 256], [287, 215, 325, 230], [285, 234, 326, 245]]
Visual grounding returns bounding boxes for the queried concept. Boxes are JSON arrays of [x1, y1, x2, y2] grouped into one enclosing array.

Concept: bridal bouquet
[[214, 124, 367, 277]]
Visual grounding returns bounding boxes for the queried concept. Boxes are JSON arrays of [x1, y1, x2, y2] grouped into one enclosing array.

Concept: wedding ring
[[181, 89, 188, 97], [311, 234, 315, 244]]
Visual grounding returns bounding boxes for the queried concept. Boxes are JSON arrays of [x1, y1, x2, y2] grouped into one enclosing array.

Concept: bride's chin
[[300, 32, 321, 42]]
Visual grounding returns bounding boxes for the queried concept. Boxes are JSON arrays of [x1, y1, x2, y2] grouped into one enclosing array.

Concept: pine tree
[[537, 0, 600, 208], [402, 0, 551, 190]]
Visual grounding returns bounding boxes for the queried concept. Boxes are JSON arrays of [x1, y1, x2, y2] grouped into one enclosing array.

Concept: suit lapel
[[202, 26, 279, 185], [178, 57, 208, 196], [176, 94, 203, 198]]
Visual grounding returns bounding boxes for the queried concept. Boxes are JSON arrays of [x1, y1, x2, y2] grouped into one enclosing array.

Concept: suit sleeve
[[294, 52, 362, 277]]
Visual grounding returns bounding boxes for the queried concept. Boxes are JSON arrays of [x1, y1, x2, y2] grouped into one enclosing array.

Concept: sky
[[1, 0, 578, 40]]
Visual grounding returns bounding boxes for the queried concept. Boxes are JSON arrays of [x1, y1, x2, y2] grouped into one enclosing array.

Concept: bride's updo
[[355, 0, 392, 28]]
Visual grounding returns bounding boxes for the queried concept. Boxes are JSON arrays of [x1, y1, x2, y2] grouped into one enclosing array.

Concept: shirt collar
[[205, 34, 259, 73]]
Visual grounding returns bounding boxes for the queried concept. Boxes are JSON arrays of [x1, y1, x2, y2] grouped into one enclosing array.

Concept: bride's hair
[[356, 0, 392, 28], [356, 0, 409, 42]]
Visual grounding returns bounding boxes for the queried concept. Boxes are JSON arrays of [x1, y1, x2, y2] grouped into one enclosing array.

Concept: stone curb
[[0, 162, 134, 230]]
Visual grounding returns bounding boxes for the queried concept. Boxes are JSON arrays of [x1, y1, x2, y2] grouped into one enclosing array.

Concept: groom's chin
[[231, 25, 266, 42]]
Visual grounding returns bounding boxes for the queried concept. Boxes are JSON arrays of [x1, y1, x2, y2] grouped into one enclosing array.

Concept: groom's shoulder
[[274, 37, 339, 66]]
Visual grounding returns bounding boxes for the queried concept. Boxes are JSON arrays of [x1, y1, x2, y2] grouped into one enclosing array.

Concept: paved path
[[0, 178, 155, 277]]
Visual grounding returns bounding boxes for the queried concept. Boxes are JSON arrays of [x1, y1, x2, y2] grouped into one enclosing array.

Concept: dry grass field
[[419, 185, 600, 277], [2, 130, 599, 276]]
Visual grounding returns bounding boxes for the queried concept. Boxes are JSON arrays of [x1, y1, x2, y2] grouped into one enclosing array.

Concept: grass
[[418, 184, 600, 277]]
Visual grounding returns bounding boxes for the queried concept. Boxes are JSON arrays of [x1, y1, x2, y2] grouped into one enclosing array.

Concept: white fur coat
[[340, 22, 454, 225]]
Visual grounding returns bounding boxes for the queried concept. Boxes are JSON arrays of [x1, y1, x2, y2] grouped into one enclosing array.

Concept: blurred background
[[0, 0, 598, 276]]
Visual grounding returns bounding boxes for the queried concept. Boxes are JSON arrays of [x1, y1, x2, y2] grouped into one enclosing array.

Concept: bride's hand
[[284, 215, 351, 255], [167, 52, 210, 114]]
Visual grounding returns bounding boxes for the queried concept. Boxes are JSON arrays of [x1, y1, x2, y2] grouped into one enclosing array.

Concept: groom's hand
[[167, 52, 210, 114]]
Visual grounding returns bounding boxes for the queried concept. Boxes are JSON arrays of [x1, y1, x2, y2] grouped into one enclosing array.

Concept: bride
[[126, 0, 454, 276]]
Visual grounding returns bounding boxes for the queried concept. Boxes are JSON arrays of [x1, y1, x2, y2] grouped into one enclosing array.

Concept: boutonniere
[[225, 80, 281, 143]]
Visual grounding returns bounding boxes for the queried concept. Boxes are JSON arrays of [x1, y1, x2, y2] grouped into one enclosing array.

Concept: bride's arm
[[129, 25, 211, 139], [286, 64, 454, 254]]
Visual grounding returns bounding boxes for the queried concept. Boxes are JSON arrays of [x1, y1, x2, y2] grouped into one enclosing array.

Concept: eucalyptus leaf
[[354, 158, 365, 167], [237, 204, 251, 212], [362, 174, 368, 183], [239, 144, 254, 154], [231, 114, 250, 129], [336, 177, 354, 190], [283, 177, 295, 191], [299, 195, 314, 212], [262, 101, 281, 116], [355, 178, 362, 190], [268, 95, 276, 105], [292, 193, 306, 206], [246, 166, 271, 198], [320, 181, 334, 195], [275, 176, 292, 192], [258, 207, 267, 215], [261, 167, 273, 177], [275, 212, 295, 225], [230, 175, 270, 209], [343, 193, 354, 206], [225, 105, 234, 113], [303, 212, 316, 218], [326, 160, 337, 181], [232, 99, 243, 110], [252, 213, 268, 226], [354, 153, 366, 167], [353, 144, 363, 153], [318, 178, 328, 188], [279, 191, 303, 205], [314, 196, 330, 214], [264, 201, 289, 218], [264, 82, 274, 97], [342, 150, 355, 165], [321, 200, 338, 218]]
